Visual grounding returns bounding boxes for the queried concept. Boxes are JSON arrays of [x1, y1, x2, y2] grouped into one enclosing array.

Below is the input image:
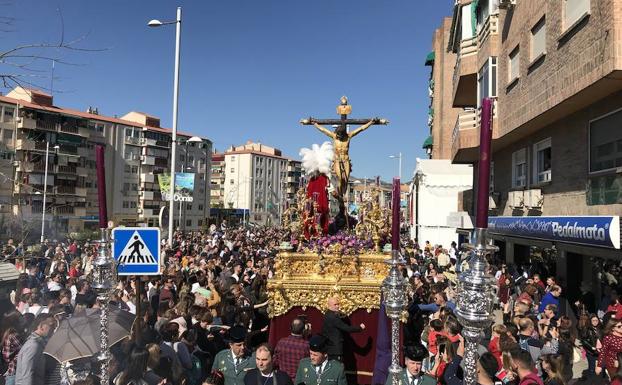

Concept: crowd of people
[[402, 240, 622, 385], [0, 225, 620, 385]]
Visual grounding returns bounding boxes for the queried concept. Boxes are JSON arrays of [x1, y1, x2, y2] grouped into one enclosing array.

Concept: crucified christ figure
[[311, 120, 376, 205]]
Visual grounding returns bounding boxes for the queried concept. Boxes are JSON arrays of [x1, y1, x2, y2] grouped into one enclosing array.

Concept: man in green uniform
[[295, 335, 346, 385], [385, 345, 436, 385], [211, 325, 256, 385]]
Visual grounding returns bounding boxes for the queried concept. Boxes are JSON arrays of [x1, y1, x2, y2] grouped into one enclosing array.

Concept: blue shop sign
[[488, 216, 620, 249]]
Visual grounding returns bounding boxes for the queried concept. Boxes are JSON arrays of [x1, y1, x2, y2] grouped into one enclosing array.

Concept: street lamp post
[[389, 152, 402, 180], [40, 142, 59, 243], [149, 6, 182, 246]]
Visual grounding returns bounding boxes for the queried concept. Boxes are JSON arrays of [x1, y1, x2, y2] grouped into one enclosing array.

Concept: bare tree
[[0, 2, 106, 93]]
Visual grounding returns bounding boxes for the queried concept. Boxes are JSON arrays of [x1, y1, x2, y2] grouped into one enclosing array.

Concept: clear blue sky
[[2, 0, 452, 181]]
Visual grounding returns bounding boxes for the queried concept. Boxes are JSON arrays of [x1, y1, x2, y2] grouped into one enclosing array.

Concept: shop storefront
[[487, 216, 621, 302]]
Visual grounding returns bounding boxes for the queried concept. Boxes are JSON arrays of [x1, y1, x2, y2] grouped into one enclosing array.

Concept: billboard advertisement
[[158, 172, 195, 202]]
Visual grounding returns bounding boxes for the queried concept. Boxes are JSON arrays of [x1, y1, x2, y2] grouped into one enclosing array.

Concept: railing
[[125, 136, 140, 145], [477, 14, 499, 48], [36, 120, 58, 131], [59, 123, 80, 134], [453, 36, 478, 90], [35, 141, 48, 151], [32, 162, 53, 172], [54, 206, 74, 215], [58, 144, 78, 155], [55, 185, 76, 194], [476, 97, 498, 127], [452, 109, 478, 153], [57, 164, 77, 173]]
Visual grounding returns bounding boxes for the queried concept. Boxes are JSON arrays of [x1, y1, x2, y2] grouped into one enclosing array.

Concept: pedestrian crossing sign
[[112, 227, 161, 275]]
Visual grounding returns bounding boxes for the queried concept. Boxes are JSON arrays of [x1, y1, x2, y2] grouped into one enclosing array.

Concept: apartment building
[[0, 86, 211, 239], [110, 111, 211, 231], [435, 0, 622, 298], [210, 152, 226, 208], [223, 141, 301, 225], [424, 17, 461, 159]]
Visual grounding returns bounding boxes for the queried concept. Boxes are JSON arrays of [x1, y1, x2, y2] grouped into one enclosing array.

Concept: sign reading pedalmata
[[488, 216, 620, 249], [158, 172, 195, 202]]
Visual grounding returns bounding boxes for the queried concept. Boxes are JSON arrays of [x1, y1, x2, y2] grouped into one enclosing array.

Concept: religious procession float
[[266, 97, 408, 383]]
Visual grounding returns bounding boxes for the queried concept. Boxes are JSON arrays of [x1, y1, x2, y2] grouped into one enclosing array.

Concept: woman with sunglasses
[[597, 316, 622, 378], [578, 313, 602, 376]]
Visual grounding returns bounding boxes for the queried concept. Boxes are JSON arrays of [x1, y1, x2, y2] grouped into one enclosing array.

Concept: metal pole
[[40, 141, 49, 243], [168, 6, 182, 247]]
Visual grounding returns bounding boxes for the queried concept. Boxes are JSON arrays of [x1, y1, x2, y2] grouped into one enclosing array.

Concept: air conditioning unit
[[524, 189, 543, 209], [507, 190, 524, 209]]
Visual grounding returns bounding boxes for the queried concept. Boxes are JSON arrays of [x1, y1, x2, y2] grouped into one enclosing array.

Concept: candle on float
[[95, 145, 108, 229], [391, 177, 400, 250], [475, 98, 493, 229]]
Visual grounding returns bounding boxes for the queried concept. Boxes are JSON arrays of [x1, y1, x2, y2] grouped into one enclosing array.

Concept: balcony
[[59, 123, 80, 135], [56, 164, 77, 174], [140, 208, 159, 218], [140, 173, 155, 183], [58, 144, 79, 155], [452, 36, 478, 108], [125, 136, 140, 146], [55, 185, 76, 195], [451, 109, 479, 163], [15, 139, 49, 152], [76, 166, 89, 176], [16, 117, 36, 130], [36, 120, 59, 132], [141, 190, 156, 200], [142, 155, 155, 166], [477, 14, 499, 50]]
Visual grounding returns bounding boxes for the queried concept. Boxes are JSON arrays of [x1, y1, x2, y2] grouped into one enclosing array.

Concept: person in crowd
[[385, 344, 435, 385], [539, 286, 562, 315], [477, 352, 500, 385], [578, 313, 602, 377], [2, 321, 23, 385], [597, 316, 622, 378], [273, 317, 310, 381], [112, 345, 152, 385], [541, 354, 566, 385], [538, 304, 558, 337], [14, 315, 56, 385], [517, 318, 543, 364], [610, 352, 622, 385], [211, 325, 256, 385], [295, 335, 346, 385], [243, 343, 292, 385], [510, 349, 544, 385], [320, 296, 365, 362]]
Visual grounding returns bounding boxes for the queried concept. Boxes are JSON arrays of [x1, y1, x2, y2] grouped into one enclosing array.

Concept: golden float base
[[267, 250, 389, 317]]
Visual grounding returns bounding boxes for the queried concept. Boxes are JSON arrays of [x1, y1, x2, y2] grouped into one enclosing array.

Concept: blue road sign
[[112, 227, 161, 275]]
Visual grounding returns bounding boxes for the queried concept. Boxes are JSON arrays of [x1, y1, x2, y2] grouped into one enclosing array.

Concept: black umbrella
[[44, 307, 135, 363]]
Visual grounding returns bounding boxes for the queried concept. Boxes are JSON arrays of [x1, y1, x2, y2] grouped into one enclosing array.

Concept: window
[[131, 166, 138, 174], [589, 108, 622, 173], [124, 165, 131, 173], [231, 168, 235, 173], [198, 204, 203, 211], [564, 0, 590, 30], [198, 219, 203, 227], [130, 201, 137, 208], [187, 204, 192, 210], [512, 148, 527, 188], [3, 129, 13, 141], [186, 219, 192, 227], [533, 138, 552, 183], [3, 107, 14, 122], [531, 17, 546, 61], [477, 57, 497, 106], [122, 201, 129, 209], [123, 183, 130, 192], [132, 183, 138, 191], [230, 179, 234, 184], [508, 47, 520, 83]]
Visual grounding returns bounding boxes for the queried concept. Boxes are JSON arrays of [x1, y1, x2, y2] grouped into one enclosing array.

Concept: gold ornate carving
[[268, 251, 389, 317]]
